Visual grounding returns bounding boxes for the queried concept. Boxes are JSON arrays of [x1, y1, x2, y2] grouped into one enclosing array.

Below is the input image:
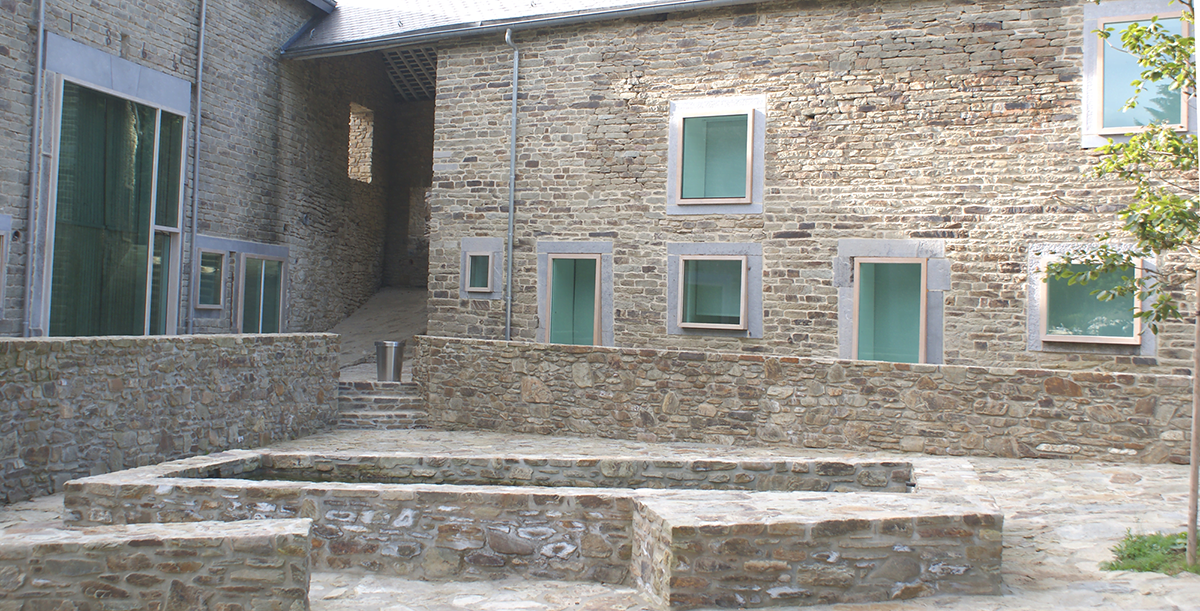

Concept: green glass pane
[[681, 259, 743, 326], [468, 254, 491, 290], [148, 233, 171, 335], [155, 112, 184, 228], [242, 257, 263, 333], [857, 263, 922, 363], [198, 252, 224, 306], [1103, 17, 1184, 128], [50, 82, 155, 336], [549, 258, 597, 345], [1046, 264, 1136, 338], [681, 114, 748, 199], [261, 259, 283, 333]]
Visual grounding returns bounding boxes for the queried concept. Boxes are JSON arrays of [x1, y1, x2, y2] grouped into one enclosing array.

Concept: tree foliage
[[1049, 1, 1197, 333]]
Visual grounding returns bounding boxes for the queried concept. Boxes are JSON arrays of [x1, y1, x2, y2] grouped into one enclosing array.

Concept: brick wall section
[[413, 336, 1193, 463], [425, 0, 1195, 373], [0, 333, 339, 504], [1, 1, 416, 336], [0, 519, 312, 611]]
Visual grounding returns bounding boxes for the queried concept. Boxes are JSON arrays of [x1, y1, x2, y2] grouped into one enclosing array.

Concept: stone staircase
[[337, 380, 428, 429]]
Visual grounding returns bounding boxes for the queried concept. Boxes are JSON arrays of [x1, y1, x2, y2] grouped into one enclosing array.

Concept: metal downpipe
[[22, 0, 46, 337], [503, 29, 518, 341], [187, 0, 208, 334]]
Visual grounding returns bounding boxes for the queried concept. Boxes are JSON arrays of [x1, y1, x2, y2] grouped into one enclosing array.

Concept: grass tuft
[[1101, 531, 1199, 576]]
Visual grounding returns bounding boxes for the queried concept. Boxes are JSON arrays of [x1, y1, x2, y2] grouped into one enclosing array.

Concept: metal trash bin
[[375, 340, 405, 382]]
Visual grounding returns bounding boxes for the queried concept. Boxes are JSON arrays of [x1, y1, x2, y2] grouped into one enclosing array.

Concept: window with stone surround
[[667, 243, 762, 338], [465, 253, 493, 293], [1082, 0, 1195, 147], [667, 95, 766, 215], [459, 238, 502, 301], [196, 250, 226, 309], [852, 258, 927, 363], [536, 242, 614, 346], [238, 254, 285, 334]]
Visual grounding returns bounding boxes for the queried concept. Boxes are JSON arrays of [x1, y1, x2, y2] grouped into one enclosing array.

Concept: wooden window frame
[[465, 252, 493, 293], [851, 257, 928, 363], [545, 253, 602, 345], [1095, 12, 1189, 136], [677, 255, 749, 331], [1039, 258, 1143, 345], [670, 109, 755, 205]]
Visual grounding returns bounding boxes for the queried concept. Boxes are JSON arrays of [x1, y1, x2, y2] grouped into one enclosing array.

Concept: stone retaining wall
[[0, 334, 340, 504], [0, 519, 312, 611], [414, 336, 1193, 463]]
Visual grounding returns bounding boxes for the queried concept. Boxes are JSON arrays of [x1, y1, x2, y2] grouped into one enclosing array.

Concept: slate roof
[[282, 0, 762, 58]]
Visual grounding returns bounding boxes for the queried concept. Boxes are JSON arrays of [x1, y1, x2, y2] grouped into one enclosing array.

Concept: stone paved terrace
[[2, 430, 1198, 610]]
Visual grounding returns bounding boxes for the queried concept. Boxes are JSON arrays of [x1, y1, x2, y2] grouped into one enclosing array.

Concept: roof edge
[[305, 0, 335, 14], [280, 0, 764, 60]]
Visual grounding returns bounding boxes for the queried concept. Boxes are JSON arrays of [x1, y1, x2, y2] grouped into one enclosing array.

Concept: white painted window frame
[[851, 257, 928, 363], [545, 253, 603, 346], [677, 254, 749, 331]]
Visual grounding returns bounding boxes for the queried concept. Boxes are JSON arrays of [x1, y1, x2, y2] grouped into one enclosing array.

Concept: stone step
[[338, 410, 429, 430], [338, 380, 420, 395], [338, 395, 426, 411]]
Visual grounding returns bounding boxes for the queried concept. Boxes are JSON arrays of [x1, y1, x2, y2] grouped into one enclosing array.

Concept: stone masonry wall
[[0, 519, 312, 611], [0, 333, 340, 504], [0, 1, 404, 336], [414, 336, 1193, 464], [425, 0, 1196, 374]]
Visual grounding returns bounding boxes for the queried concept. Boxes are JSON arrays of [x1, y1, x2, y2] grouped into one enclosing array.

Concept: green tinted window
[[50, 82, 156, 336], [680, 114, 748, 199], [1045, 264, 1136, 339], [468, 254, 491, 290], [154, 112, 184, 228], [198, 252, 224, 307], [1103, 17, 1184, 129], [857, 262, 923, 363], [549, 258, 597, 345], [681, 258, 744, 327], [148, 233, 171, 335], [241, 257, 283, 333]]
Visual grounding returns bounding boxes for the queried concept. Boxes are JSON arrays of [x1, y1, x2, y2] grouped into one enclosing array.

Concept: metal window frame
[[194, 248, 226, 310], [236, 252, 287, 334]]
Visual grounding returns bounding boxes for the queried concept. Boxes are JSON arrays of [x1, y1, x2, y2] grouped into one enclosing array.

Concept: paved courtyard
[[2, 430, 1198, 610]]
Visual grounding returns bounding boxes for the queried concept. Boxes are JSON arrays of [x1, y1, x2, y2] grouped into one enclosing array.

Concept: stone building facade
[[0, 0, 432, 340], [391, 0, 1193, 374]]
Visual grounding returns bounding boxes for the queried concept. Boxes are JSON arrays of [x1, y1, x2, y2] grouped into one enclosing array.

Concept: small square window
[[466, 253, 493, 292], [1040, 262, 1141, 345], [196, 250, 225, 309], [678, 255, 748, 330], [679, 113, 753, 203], [1097, 13, 1188, 134]]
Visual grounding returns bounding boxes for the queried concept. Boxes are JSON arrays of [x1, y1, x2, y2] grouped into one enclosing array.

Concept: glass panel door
[[241, 256, 283, 334], [856, 261, 925, 363], [549, 257, 598, 345]]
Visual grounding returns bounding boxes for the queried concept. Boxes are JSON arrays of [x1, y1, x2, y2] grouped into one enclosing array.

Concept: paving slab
[[2, 430, 1198, 610]]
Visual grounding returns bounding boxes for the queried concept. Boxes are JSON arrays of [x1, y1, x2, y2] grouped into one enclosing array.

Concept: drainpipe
[[187, 0, 208, 334], [22, 0, 46, 337], [503, 29, 518, 341]]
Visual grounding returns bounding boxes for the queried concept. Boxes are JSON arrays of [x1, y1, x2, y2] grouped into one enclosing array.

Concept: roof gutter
[[280, 0, 763, 60]]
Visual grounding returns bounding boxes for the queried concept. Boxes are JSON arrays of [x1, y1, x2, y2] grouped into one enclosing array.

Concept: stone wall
[[414, 336, 1193, 463], [0, 334, 340, 504], [425, 0, 1196, 373], [0, 519, 312, 611]]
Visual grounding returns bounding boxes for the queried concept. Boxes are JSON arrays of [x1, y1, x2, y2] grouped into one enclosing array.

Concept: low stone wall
[[0, 334, 340, 504], [413, 336, 1193, 463], [0, 519, 312, 611]]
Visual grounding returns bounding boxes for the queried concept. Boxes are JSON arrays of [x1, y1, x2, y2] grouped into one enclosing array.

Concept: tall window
[[49, 81, 184, 336], [547, 255, 600, 345], [853, 259, 927, 363], [1040, 263, 1141, 344], [196, 250, 225, 309], [1098, 13, 1187, 134], [240, 255, 284, 334], [348, 103, 374, 183]]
